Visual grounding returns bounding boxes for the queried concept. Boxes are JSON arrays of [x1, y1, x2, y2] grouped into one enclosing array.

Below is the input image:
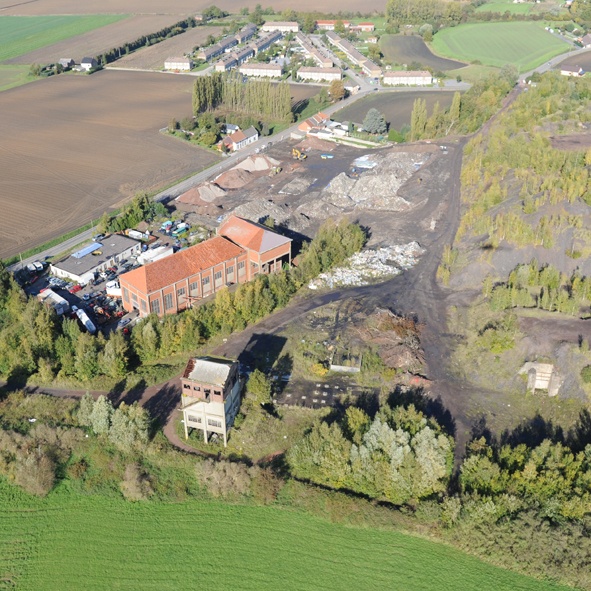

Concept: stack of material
[[234, 154, 281, 172]]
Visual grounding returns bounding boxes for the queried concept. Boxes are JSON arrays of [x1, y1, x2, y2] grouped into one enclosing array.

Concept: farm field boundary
[[3, 14, 188, 67], [431, 22, 569, 70], [380, 34, 466, 71], [0, 14, 126, 63], [0, 483, 571, 591]]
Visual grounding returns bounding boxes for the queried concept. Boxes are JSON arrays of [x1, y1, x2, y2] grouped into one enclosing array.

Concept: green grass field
[[0, 15, 126, 62], [0, 65, 34, 92], [475, 0, 534, 14], [431, 22, 569, 70], [0, 482, 570, 591]]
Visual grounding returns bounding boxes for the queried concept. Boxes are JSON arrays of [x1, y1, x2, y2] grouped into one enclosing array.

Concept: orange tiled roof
[[120, 236, 244, 294], [218, 215, 291, 254]]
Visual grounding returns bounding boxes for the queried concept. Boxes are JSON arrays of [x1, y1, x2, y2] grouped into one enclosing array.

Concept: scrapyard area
[[174, 138, 456, 285], [181, 137, 461, 408]]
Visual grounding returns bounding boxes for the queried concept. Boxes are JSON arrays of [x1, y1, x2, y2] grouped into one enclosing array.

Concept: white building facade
[[383, 70, 433, 86]]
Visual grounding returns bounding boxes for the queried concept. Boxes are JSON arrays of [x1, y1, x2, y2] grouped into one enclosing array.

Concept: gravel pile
[[230, 198, 291, 225], [309, 242, 424, 289]]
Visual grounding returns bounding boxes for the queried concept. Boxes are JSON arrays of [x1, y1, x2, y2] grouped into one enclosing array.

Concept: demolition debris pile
[[309, 242, 424, 289], [322, 151, 429, 211]]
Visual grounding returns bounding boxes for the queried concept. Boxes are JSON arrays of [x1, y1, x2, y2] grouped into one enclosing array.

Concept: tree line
[[486, 260, 591, 316], [287, 393, 591, 588], [98, 193, 167, 234], [95, 18, 197, 66], [409, 70, 514, 142], [192, 73, 293, 123]]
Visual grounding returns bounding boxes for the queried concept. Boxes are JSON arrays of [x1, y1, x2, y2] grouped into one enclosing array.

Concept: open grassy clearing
[[0, 15, 126, 63], [475, 0, 534, 14], [431, 22, 569, 70], [0, 65, 35, 92], [447, 64, 500, 82], [0, 482, 570, 591]]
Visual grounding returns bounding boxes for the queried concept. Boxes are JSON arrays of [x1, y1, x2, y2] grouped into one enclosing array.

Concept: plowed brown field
[[0, 70, 218, 259], [0, 0, 385, 16], [113, 26, 223, 70], [3, 15, 190, 66]]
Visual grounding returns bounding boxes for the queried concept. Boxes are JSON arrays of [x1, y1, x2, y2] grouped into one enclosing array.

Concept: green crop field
[[431, 22, 569, 70], [0, 482, 570, 591], [0, 15, 126, 63]]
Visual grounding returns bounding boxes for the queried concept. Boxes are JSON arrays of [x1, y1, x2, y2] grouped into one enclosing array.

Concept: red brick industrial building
[[119, 216, 292, 316]]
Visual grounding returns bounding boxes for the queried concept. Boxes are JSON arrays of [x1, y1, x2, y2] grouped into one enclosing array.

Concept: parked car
[[93, 234, 105, 242], [69, 284, 82, 294], [117, 317, 132, 330]]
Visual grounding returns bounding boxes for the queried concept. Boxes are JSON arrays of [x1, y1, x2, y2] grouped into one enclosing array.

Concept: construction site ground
[[172, 139, 453, 250]]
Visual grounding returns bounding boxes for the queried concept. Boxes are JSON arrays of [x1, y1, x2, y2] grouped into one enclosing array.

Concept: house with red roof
[[220, 126, 259, 152], [297, 111, 329, 134]]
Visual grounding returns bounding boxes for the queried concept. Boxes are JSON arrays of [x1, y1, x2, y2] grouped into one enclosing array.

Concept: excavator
[[292, 148, 307, 160]]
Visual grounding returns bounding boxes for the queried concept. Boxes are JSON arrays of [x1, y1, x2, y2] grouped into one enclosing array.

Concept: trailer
[[72, 306, 97, 335]]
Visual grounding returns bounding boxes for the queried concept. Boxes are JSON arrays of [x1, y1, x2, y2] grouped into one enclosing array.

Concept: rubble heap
[[309, 242, 424, 289]]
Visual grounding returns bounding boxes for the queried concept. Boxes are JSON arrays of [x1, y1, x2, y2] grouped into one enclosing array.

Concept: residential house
[[180, 356, 241, 446], [221, 126, 259, 151], [297, 111, 329, 133], [360, 59, 382, 77], [80, 57, 98, 71], [358, 22, 375, 32], [235, 23, 257, 44], [383, 70, 433, 86], [325, 33, 381, 77], [58, 58, 75, 69], [316, 20, 351, 30], [119, 236, 249, 316], [581, 33, 591, 47], [232, 46, 255, 65], [164, 57, 192, 71], [51, 235, 141, 285], [197, 36, 238, 61], [218, 214, 292, 275], [250, 30, 282, 54], [297, 66, 342, 82], [215, 53, 238, 72], [295, 33, 333, 67], [262, 21, 299, 33], [239, 63, 283, 77], [561, 65, 584, 77], [367, 35, 379, 44]]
